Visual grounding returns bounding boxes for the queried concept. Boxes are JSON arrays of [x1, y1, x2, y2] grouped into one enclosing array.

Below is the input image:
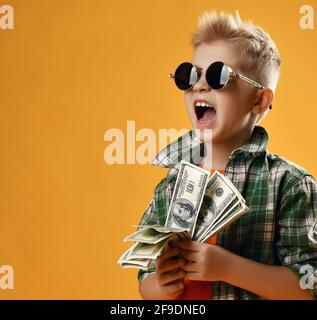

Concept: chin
[[191, 125, 214, 143]]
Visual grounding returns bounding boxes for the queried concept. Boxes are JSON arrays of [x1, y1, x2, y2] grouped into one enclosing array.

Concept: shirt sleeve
[[276, 174, 317, 299]]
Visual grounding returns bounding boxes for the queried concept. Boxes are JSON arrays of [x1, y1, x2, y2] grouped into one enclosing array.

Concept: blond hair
[[191, 10, 281, 122]]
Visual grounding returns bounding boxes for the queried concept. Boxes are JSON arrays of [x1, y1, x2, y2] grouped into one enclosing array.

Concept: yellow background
[[0, 0, 316, 299]]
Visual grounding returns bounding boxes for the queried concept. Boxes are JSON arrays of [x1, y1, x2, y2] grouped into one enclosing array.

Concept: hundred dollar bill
[[165, 161, 210, 237], [117, 247, 152, 268], [125, 239, 168, 260], [198, 199, 243, 241], [199, 202, 249, 242], [193, 196, 240, 241], [117, 232, 189, 270], [121, 260, 156, 271], [121, 264, 150, 271], [210, 197, 240, 226], [222, 174, 245, 203], [124, 225, 189, 244], [118, 244, 154, 271], [193, 171, 237, 241], [121, 262, 155, 271]]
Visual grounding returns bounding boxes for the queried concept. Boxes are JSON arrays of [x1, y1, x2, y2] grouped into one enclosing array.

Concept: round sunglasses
[[169, 61, 272, 109]]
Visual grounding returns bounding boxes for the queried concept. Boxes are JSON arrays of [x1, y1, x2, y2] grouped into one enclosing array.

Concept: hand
[[155, 247, 186, 299], [177, 240, 232, 282]]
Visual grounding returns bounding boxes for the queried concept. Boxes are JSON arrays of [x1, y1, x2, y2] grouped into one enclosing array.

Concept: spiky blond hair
[[191, 10, 281, 122]]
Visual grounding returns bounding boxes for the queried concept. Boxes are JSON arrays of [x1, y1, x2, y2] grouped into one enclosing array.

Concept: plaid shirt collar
[[150, 125, 269, 175]]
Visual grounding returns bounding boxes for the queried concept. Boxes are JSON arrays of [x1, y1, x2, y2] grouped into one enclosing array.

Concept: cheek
[[217, 90, 250, 119], [216, 96, 249, 132], [232, 82, 255, 109], [217, 94, 238, 118]]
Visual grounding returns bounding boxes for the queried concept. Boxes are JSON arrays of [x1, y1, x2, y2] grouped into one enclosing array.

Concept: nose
[[192, 71, 211, 92]]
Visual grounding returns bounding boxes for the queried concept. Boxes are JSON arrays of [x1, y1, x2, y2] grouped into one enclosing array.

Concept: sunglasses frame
[[169, 61, 272, 109]]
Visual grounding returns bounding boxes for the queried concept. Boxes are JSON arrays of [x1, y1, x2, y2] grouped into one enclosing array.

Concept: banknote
[[165, 161, 210, 237], [222, 174, 245, 203], [124, 225, 189, 244], [193, 171, 237, 240], [199, 202, 249, 242], [117, 247, 152, 268], [118, 230, 189, 271]]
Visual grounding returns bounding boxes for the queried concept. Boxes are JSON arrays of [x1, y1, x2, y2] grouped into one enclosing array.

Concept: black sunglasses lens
[[206, 61, 230, 90], [174, 62, 197, 90]]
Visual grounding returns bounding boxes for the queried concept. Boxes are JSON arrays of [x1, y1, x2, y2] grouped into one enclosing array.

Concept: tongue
[[199, 108, 216, 124]]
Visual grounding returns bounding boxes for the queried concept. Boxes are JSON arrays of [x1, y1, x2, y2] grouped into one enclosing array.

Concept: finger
[[179, 250, 199, 262], [176, 241, 200, 251], [159, 269, 185, 286], [157, 258, 185, 275], [157, 248, 179, 267], [183, 261, 198, 273], [185, 272, 201, 281], [159, 247, 179, 261], [162, 280, 184, 296]]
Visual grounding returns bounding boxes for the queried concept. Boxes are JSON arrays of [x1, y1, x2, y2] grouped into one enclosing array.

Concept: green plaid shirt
[[137, 126, 317, 299]]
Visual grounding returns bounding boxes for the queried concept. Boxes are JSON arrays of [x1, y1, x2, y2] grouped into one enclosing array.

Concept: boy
[[137, 10, 317, 300]]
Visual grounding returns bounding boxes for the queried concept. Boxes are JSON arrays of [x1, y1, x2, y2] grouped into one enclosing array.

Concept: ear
[[251, 88, 274, 115]]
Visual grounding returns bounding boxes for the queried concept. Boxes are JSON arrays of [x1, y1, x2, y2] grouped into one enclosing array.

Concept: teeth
[[195, 101, 212, 108]]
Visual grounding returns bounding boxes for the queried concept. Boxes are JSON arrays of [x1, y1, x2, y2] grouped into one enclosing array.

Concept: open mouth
[[194, 104, 217, 124]]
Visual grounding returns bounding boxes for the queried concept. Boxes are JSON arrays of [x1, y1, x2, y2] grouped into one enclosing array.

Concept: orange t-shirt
[[178, 167, 224, 300]]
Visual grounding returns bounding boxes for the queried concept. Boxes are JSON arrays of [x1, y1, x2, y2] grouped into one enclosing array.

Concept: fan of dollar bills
[[118, 160, 249, 271]]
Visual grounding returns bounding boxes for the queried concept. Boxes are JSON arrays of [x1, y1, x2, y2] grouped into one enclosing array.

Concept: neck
[[202, 126, 253, 171]]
